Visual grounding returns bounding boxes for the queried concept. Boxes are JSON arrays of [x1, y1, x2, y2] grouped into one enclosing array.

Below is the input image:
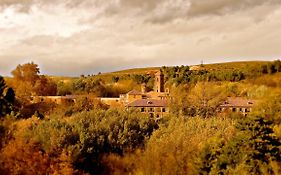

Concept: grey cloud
[[1, 0, 281, 76], [146, 0, 281, 24], [0, 0, 99, 13], [0, 0, 33, 6], [91, 0, 281, 24], [2, 0, 280, 24]]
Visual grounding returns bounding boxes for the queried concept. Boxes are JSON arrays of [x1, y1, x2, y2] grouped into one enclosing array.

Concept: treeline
[[6, 60, 281, 99], [67, 73, 153, 97]]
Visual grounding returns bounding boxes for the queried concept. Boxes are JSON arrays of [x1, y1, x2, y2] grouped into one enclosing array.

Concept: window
[[232, 108, 236, 112], [141, 108, 145, 112], [162, 108, 166, 112], [149, 108, 154, 112]]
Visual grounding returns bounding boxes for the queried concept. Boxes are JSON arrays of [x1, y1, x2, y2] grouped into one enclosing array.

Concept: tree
[[188, 82, 226, 118], [198, 115, 281, 175], [11, 62, 40, 85], [273, 60, 281, 72], [33, 75, 57, 96], [0, 76, 15, 117], [10, 62, 57, 97], [29, 109, 157, 174], [112, 76, 120, 83]]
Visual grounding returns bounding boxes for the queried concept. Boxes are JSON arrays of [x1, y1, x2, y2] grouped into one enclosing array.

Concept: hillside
[[38, 61, 272, 83], [106, 61, 270, 75], [200, 61, 270, 72]]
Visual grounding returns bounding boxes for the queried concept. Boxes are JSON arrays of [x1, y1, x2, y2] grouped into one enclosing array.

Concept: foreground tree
[[198, 115, 281, 174], [0, 76, 15, 117], [10, 62, 57, 97]]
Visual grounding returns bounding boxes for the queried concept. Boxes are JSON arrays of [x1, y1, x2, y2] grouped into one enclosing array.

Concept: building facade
[[127, 99, 169, 118], [218, 97, 256, 116]]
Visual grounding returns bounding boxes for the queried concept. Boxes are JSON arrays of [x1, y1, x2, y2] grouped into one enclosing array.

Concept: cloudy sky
[[1, 0, 281, 76]]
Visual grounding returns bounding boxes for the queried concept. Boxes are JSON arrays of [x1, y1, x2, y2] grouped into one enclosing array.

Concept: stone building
[[31, 71, 170, 117], [125, 71, 170, 118], [218, 97, 256, 116], [127, 99, 169, 118]]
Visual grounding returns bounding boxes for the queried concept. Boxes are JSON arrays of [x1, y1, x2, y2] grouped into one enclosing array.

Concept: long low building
[[218, 97, 256, 116], [127, 99, 169, 118]]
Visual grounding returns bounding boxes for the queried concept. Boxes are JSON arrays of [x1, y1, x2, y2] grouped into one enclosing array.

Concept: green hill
[[200, 61, 270, 72], [48, 61, 272, 82]]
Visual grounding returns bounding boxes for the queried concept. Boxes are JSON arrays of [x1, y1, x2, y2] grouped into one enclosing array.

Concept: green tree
[[0, 76, 15, 117], [29, 109, 157, 174], [112, 76, 120, 83], [198, 115, 281, 175]]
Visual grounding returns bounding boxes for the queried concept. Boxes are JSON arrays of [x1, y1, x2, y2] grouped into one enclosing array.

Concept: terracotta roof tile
[[219, 97, 256, 108], [127, 89, 143, 95]]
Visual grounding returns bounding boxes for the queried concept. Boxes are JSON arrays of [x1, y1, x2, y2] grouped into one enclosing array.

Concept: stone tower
[[141, 83, 147, 93], [154, 71, 164, 93]]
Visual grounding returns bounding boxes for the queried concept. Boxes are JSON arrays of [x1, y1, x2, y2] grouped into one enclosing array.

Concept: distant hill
[[46, 60, 272, 82], [108, 61, 270, 75], [108, 67, 161, 75], [199, 61, 270, 72]]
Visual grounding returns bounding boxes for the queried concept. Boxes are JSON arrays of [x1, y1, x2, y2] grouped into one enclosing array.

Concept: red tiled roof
[[127, 99, 168, 107], [219, 97, 256, 108]]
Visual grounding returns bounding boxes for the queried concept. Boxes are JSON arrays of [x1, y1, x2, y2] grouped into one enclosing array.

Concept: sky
[[0, 0, 281, 76]]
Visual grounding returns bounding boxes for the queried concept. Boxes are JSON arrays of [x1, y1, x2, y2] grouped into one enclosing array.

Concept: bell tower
[[154, 71, 164, 93]]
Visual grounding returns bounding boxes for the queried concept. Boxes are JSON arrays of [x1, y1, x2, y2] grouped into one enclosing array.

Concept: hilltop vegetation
[[0, 60, 281, 174]]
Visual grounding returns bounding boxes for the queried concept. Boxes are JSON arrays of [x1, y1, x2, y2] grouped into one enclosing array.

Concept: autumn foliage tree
[[11, 62, 57, 97]]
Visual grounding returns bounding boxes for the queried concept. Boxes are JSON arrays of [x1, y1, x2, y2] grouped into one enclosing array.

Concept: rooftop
[[219, 97, 256, 108], [127, 89, 143, 95]]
